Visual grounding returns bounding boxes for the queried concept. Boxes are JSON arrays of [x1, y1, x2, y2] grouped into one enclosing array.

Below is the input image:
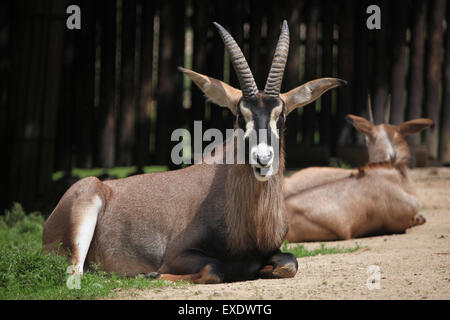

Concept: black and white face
[[236, 93, 286, 181], [180, 21, 346, 181]]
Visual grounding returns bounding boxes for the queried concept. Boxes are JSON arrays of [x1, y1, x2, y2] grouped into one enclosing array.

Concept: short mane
[[351, 160, 395, 178]]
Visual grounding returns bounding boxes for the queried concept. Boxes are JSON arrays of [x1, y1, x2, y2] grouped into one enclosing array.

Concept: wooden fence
[[1, 0, 450, 212]]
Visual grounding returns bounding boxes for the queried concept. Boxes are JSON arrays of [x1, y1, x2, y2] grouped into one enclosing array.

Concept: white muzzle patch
[[251, 142, 274, 167], [250, 142, 275, 181]]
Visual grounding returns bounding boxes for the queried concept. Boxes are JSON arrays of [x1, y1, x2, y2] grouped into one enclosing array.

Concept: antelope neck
[[221, 141, 287, 254]]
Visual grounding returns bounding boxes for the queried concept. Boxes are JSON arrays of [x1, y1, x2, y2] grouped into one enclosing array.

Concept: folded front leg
[[258, 250, 298, 279], [156, 251, 223, 284], [158, 264, 221, 284]]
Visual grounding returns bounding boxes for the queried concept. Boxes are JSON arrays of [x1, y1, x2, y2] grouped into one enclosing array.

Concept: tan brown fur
[[285, 115, 433, 242], [225, 143, 287, 253], [42, 23, 345, 281], [43, 177, 111, 266]]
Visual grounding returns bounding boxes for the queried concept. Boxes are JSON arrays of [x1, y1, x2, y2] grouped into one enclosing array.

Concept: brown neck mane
[[352, 158, 409, 179], [352, 160, 394, 178], [223, 136, 287, 254]]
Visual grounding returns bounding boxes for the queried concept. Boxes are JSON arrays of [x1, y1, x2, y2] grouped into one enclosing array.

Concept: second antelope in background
[[284, 96, 433, 242]]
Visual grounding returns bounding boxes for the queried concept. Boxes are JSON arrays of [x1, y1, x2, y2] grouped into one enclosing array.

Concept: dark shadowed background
[[1, 0, 449, 213]]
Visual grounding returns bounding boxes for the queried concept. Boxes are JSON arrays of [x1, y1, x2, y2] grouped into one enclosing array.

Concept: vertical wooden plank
[[283, 0, 303, 158], [96, 0, 117, 168], [336, 0, 355, 145], [389, 0, 408, 125], [24, 0, 57, 206], [229, 0, 245, 90], [54, 22, 76, 174], [155, 0, 186, 167], [6, 0, 31, 209], [191, 0, 208, 125], [371, 0, 389, 124], [320, 0, 335, 147], [353, 0, 370, 143], [118, 0, 136, 166], [0, 0, 9, 156], [224, 0, 245, 130], [302, 0, 319, 146], [285, 5, 302, 74], [406, 0, 427, 145], [74, 0, 96, 168], [15, 0, 43, 206], [424, 0, 445, 159], [190, 0, 214, 161], [136, 0, 154, 169], [249, 0, 264, 89], [209, 1, 227, 132], [37, 0, 66, 198], [439, 1, 450, 163], [0, 0, 10, 210], [3, 0, 65, 210]]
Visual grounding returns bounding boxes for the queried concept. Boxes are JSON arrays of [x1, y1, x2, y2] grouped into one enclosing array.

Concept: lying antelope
[[284, 98, 432, 242], [42, 21, 345, 283]]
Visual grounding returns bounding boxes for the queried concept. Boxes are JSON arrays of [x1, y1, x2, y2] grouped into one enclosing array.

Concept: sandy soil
[[115, 167, 450, 300]]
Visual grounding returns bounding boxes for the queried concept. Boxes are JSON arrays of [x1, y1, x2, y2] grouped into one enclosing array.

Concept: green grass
[[0, 203, 187, 300], [0, 203, 364, 299], [52, 165, 168, 181], [281, 240, 362, 258]]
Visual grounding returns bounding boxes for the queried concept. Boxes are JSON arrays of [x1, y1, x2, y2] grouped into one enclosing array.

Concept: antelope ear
[[280, 78, 347, 115], [396, 118, 433, 136], [179, 67, 242, 115], [346, 114, 374, 136]]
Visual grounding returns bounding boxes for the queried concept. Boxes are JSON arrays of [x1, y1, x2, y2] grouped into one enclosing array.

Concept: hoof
[[272, 262, 297, 279], [196, 264, 222, 284], [145, 272, 161, 279], [414, 214, 426, 226]]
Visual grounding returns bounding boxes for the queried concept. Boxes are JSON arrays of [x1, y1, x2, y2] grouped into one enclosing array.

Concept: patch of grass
[[52, 166, 168, 181], [0, 203, 187, 300], [281, 240, 362, 258]]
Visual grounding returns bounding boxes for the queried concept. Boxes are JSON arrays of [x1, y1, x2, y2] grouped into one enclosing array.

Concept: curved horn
[[264, 20, 290, 96], [213, 22, 259, 98], [384, 94, 391, 124], [367, 94, 374, 123]]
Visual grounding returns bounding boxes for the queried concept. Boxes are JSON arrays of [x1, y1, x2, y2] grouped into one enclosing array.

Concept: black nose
[[256, 151, 273, 166], [256, 157, 266, 166]]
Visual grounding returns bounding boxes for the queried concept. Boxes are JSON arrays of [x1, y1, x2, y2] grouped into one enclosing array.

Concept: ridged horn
[[264, 20, 290, 96], [213, 22, 259, 98]]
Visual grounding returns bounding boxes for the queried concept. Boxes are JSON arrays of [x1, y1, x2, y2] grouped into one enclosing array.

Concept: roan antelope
[[43, 21, 346, 283], [284, 96, 433, 242]]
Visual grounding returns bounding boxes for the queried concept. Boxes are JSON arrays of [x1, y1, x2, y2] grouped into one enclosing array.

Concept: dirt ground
[[115, 167, 450, 300]]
